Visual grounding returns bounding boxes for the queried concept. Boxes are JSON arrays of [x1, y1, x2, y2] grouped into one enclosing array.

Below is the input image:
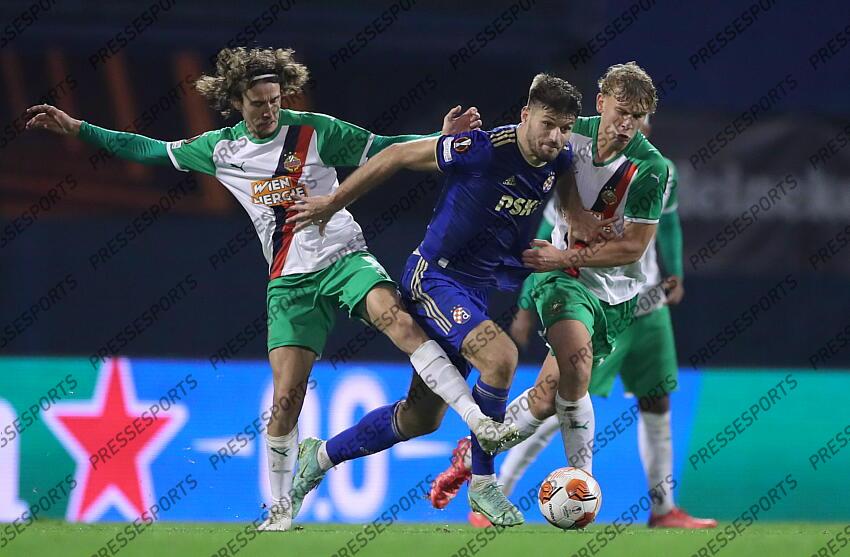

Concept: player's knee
[[474, 341, 517, 383], [385, 308, 418, 344]]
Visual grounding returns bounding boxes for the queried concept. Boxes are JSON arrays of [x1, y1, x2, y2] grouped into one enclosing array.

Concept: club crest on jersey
[[283, 153, 302, 173], [453, 136, 472, 153], [601, 189, 618, 205], [452, 305, 471, 324], [543, 172, 555, 192]]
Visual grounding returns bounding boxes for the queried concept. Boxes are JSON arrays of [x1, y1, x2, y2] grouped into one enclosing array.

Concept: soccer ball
[[537, 467, 602, 529]]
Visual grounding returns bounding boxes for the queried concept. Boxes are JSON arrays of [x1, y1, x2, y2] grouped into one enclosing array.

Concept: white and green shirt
[[165, 109, 426, 278], [551, 116, 668, 305]]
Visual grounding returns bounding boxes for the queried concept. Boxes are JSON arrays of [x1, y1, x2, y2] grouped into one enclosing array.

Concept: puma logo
[[229, 161, 246, 172], [270, 447, 290, 457]]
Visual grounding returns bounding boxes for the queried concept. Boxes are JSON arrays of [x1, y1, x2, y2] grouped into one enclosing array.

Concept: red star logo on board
[[44, 358, 186, 522]]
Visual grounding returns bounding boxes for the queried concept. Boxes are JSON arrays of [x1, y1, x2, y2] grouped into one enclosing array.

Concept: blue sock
[[325, 402, 406, 465], [470, 378, 509, 475]]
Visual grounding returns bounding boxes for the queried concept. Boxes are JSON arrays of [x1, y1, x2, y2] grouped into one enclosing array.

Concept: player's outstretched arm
[[287, 137, 438, 232], [26, 104, 172, 166], [522, 221, 657, 272]]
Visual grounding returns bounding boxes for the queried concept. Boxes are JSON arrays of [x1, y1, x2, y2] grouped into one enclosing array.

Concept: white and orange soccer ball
[[537, 467, 602, 529]]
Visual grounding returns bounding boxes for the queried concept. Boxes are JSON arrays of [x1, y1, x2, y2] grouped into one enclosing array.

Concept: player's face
[[596, 93, 647, 147], [521, 105, 575, 162], [236, 82, 282, 138]]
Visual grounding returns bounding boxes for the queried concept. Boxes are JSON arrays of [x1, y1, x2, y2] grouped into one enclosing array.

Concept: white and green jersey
[[551, 116, 668, 305], [165, 109, 405, 278]]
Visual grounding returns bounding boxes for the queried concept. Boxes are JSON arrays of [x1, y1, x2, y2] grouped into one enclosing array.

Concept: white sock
[[266, 427, 298, 515], [495, 389, 546, 454], [555, 392, 595, 474], [499, 415, 559, 496], [639, 410, 674, 515], [317, 441, 334, 472], [469, 473, 496, 492], [410, 340, 484, 429]]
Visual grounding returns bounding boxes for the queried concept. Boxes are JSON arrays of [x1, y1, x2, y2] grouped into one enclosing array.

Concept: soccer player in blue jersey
[[287, 74, 599, 525]]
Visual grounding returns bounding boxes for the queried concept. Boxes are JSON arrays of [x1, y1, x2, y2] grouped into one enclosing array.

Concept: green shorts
[[266, 251, 395, 355], [530, 271, 636, 368], [589, 305, 679, 398]]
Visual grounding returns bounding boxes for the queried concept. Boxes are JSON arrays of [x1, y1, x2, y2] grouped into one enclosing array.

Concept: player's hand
[[522, 239, 573, 272], [286, 193, 340, 234], [567, 209, 619, 248], [663, 276, 684, 305], [441, 105, 482, 135], [25, 104, 82, 136], [509, 308, 536, 350]]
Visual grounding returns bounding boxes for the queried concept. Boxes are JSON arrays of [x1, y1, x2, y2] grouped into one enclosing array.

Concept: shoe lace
[[479, 483, 518, 517]]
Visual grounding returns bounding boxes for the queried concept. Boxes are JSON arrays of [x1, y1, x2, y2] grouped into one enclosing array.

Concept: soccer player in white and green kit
[[25, 47, 517, 531], [471, 116, 716, 528]]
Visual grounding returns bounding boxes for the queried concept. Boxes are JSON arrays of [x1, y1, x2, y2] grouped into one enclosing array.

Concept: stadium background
[[1, 0, 849, 530]]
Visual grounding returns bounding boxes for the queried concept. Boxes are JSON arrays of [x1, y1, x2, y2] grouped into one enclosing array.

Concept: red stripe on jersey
[[269, 126, 314, 279], [602, 163, 638, 219]]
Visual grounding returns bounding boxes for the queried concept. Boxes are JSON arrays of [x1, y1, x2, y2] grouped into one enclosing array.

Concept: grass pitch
[[7, 521, 841, 557]]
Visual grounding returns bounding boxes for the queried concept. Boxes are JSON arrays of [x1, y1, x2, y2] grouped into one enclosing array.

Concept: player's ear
[[595, 93, 604, 114], [520, 105, 530, 123]]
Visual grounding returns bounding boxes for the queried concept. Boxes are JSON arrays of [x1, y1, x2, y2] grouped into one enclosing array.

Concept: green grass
[[5, 521, 844, 557]]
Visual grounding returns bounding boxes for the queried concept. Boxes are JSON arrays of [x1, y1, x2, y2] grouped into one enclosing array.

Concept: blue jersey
[[417, 125, 572, 290]]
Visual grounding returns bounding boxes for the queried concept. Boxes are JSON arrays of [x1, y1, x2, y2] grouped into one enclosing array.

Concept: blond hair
[[598, 61, 657, 113]]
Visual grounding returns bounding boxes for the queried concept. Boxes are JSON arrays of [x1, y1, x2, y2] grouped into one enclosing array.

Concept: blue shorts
[[400, 253, 490, 377]]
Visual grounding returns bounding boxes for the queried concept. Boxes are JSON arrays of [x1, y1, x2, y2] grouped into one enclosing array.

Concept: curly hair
[[598, 61, 657, 114], [195, 47, 309, 118]]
